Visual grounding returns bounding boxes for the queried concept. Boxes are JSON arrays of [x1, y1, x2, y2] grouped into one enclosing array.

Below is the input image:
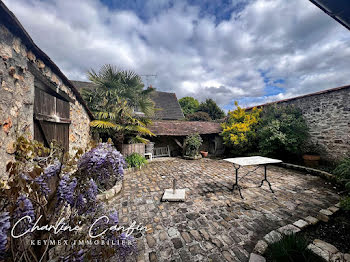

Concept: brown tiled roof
[[71, 81, 185, 120], [245, 84, 350, 110], [0, 2, 93, 119], [149, 120, 222, 136], [150, 91, 184, 120]]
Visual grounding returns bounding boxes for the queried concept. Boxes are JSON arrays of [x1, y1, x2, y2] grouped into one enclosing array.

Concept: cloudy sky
[[4, 0, 350, 109]]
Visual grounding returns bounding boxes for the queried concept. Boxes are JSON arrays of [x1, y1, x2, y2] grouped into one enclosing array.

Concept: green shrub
[[125, 153, 147, 168], [258, 105, 309, 158], [333, 158, 350, 180], [334, 158, 350, 210], [340, 196, 350, 211], [184, 134, 203, 157], [265, 233, 322, 262], [186, 111, 211, 121]]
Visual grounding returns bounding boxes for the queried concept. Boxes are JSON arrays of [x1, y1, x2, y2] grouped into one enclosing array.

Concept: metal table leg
[[259, 165, 274, 193], [232, 165, 244, 199]]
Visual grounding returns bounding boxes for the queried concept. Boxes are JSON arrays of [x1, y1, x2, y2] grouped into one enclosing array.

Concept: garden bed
[[301, 209, 350, 253]]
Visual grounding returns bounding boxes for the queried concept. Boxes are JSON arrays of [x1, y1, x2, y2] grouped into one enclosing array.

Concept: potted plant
[[301, 142, 323, 167], [183, 134, 203, 160], [200, 151, 208, 158]]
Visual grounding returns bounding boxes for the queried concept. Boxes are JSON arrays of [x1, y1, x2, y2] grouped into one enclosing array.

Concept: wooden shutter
[[31, 64, 72, 152]]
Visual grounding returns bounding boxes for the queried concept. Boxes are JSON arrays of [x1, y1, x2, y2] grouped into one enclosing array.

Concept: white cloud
[[3, 0, 350, 109]]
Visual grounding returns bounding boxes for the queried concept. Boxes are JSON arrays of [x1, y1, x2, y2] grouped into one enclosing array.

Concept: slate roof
[[70, 81, 185, 120], [0, 2, 93, 119], [149, 120, 222, 136], [150, 91, 184, 120]]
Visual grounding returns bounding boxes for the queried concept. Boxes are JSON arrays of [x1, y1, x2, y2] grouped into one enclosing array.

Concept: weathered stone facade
[[0, 23, 91, 176], [258, 87, 350, 161]]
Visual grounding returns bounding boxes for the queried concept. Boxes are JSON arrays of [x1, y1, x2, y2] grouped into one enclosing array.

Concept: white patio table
[[223, 156, 282, 199]]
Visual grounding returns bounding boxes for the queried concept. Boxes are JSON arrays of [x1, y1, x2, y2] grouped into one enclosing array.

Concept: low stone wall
[[250, 202, 341, 262]]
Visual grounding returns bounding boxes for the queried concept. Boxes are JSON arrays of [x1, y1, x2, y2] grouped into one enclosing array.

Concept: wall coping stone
[[251, 202, 341, 260]]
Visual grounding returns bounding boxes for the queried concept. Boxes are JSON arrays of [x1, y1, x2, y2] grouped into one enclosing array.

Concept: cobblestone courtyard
[[109, 158, 339, 262]]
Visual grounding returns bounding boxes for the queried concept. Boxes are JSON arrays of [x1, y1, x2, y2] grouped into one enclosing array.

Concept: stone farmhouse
[[0, 2, 92, 175]]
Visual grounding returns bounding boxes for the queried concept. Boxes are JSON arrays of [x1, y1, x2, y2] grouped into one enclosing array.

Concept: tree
[[179, 96, 199, 116], [89, 97, 154, 146], [198, 98, 225, 120], [257, 105, 309, 157], [221, 102, 261, 155], [84, 64, 155, 116], [82, 65, 155, 145], [186, 111, 211, 121]]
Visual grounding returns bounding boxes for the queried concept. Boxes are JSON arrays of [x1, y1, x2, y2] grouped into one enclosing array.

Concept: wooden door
[[32, 70, 72, 152]]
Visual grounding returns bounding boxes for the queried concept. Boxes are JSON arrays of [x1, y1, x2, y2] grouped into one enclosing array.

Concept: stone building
[[0, 2, 93, 175], [246, 85, 350, 160]]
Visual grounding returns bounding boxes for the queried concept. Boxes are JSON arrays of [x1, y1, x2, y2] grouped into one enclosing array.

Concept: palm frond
[[90, 120, 117, 129], [128, 136, 150, 144]]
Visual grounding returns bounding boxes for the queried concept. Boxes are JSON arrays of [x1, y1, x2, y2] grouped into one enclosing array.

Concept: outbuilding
[[0, 2, 93, 175]]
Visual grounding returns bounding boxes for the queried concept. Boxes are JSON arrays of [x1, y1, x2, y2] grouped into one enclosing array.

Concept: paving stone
[[222, 251, 236, 262], [305, 216, 319, 225], [253, 240, 268, 255], [307, 243, 330, 261], [313, 239, 338, 254], [146, 235, 156, 248], [159, 232, 168, 241], [293, 219, 308, 229], [232, 247, 248, 261], [211, 238, 224, 248], [222, 234, 233, 245], [189, 243, 202, 256], [171, 238, 183, 249], [277, 224, 301, 235], [328, 206, 339, 213], [186, 212, 200, 220], [319, 209, 333, 216], [199, 229, 210, 241], [208, 253, 224, 262], [149, 252, 157, 262], [168, 227, 179, 237], [190, 230, 202, 241], [181, 231, 192, 243], [263, 230, 282, 244], [249, 253, 266, 262]]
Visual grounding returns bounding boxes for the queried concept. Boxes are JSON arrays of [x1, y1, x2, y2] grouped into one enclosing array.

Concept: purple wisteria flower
[[108, 211, 119, 224], [62, 249, 85, 262], [13, 195, 35, 233], [57, 175, 77, 206], [78, 143, 126, 189], [34, 160, 62, 196], [0, 212, 10, 259], [86, 179, 98, 201], [116, 233, 137, 260]]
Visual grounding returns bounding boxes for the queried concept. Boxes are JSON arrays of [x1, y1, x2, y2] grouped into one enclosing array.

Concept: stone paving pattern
[[108, 158, 339, 262]]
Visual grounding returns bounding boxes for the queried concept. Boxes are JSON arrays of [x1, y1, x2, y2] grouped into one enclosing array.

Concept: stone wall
[[0, 23, 91, 176], [277, 87, 350, 161]]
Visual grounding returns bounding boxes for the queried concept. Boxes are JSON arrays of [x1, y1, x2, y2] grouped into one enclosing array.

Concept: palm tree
[[82, 65, 155, 145], [85, 64, 155, 116]]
